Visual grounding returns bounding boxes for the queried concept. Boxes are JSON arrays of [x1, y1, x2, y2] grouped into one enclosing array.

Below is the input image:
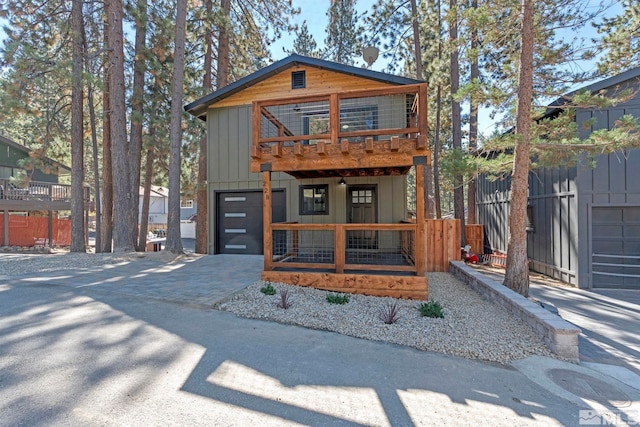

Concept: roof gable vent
[[291, 70, 306, 89]]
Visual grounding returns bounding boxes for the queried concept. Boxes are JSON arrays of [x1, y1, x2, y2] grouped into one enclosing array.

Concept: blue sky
[[269, 0, 624, 136]]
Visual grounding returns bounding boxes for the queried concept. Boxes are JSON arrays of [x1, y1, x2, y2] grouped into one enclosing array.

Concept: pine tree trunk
[[101, 16, 113, 253], [130, 0, 147, 251], [450, 0, 466, 244], [107, 0, 134, 252], [70, 0, 86, 253], [467, 0, 479, 225], [504, 0, 534, 297], [165, 0, 188, 254], [217, 0, 231, 88], [434, 84, 442, 219], [83, 24, 101, 252], [196, 0, 213, 254]]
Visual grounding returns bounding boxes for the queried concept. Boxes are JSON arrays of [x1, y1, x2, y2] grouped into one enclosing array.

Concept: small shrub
[[260, 282, 276, 296], [277, 289, 293, 309], [418, 300, 444, 318], [326, 293, 350, 305], [378, 301, 401, 324]]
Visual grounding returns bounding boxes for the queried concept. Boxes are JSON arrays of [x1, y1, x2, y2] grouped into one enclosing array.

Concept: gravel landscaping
[[215, 273, 556, 364]]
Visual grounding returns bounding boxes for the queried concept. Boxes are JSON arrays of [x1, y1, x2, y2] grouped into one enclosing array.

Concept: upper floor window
[[180, 199, 193, 209]]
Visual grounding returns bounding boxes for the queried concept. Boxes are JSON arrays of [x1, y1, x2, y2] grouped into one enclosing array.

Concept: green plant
[[378, 301, 401, 324], [418, 300, 445, 318], [277, 289, 293, 309], [260, 282, 276, 295], [326, 293, 350, 305]]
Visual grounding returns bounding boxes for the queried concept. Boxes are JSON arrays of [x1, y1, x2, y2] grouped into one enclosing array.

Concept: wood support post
[[415, 163, 426, 276], [48, 210, 53, 247], [335, 224, 345, 274], [271, 143, 282, 157], [294, 142, 303, 157], [330, 93, 339, 144], [252, 101, 260, 153], [250, 146, 261, 159], [263, 171, 272, 271]]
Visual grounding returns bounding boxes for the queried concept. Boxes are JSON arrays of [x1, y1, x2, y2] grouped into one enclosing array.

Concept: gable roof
[[0, 133, 71, 173], [543, 66, 640, 118], [184, 54, 423, 120]]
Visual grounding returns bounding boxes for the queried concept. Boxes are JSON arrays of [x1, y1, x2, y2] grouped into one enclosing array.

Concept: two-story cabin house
[[185, 55, 432, 299]]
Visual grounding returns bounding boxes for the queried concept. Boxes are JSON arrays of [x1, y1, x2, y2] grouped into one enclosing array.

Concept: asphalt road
[[0, 281, 590, 426]]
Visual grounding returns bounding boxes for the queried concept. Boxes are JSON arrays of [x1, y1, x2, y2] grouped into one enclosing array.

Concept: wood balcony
[[251, 83, 428, 178], [0, 179, 88, 211]]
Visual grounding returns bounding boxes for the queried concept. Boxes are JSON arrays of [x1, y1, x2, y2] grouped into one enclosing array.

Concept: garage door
[[591, 206, 640, 288], [216, 190, 285, 254]]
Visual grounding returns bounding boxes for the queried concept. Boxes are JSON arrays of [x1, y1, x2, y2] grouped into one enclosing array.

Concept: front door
[[347, 185, 377, 249]]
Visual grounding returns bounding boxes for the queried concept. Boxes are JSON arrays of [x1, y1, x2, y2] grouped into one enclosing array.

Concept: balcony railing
[[250, 84, 428, 174], [0, 179, 88, 204], [268, 222, 419, 274]]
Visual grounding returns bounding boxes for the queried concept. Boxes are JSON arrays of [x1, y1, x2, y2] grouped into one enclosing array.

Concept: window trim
[[180, 199, 194, 209], [299, 184, 329, 215]]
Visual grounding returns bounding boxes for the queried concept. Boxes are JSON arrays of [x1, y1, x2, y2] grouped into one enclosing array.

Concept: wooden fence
[[0, 214, 71, 247], [465, 224, 484, 255], [425, 219, 461, 272]]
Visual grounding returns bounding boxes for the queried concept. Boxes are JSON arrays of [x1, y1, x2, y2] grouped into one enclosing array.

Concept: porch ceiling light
[[339, 177, 346, 185]]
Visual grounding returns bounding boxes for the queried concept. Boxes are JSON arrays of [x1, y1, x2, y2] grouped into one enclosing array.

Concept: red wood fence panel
[[0, 214, 71, 247]]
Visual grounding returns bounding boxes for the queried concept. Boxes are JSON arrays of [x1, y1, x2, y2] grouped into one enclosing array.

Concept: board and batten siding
[[476, 166, 579, 285], [574, 91, 640, 287], [206, 104, 407, 254]]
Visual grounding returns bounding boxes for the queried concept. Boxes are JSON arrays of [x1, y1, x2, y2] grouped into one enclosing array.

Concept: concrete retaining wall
[[450, 261, 580, 362]]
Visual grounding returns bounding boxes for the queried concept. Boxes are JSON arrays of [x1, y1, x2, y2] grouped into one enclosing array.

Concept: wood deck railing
[[250, 83, 428, 175], [0, 179, 89, 210], [267, 222, 420, 275]]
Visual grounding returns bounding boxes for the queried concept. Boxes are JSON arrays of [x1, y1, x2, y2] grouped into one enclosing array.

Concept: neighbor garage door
[[216, 190, 285, 254], [591, 206, 640, 289]]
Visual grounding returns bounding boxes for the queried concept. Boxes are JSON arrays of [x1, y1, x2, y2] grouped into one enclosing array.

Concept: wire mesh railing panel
[[344, 229, 414, 267], [273, 229, 335, 264], [338, 94, 417, 142]]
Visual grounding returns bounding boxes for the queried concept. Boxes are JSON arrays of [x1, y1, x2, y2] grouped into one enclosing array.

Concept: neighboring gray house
[[477, 67, 640, 289], [139, 185, 169, 227]]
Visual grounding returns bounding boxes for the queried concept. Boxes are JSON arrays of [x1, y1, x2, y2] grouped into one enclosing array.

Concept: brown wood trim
[[271, 223, 336, 231], [415, 164, 426, 276], [338, 127, 419, 139], [335, 224, 345, 274], [330, 93, 339, 144], [336, 83, 422, 99], [272, 262, 337, 270], [391, 136, 400, 152], [261, 271, 428, 300], [343, 264, 416, 272], [252, 101, 260, 149], [418, 84, 428, 134], [340, 139, 349, 154], [294, 143, 303, 157], [259, 133, 330, 144], [257, 94, 331, 108], [365, 137, 374, 153]]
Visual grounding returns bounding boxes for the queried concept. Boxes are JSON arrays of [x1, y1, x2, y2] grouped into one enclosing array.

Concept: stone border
[[450, 261, 580, 362]]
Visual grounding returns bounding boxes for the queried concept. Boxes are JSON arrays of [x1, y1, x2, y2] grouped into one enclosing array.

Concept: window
[[180, 200, 193, 209], [291, 70, 306, 89], [299, 184, 328, 215]]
